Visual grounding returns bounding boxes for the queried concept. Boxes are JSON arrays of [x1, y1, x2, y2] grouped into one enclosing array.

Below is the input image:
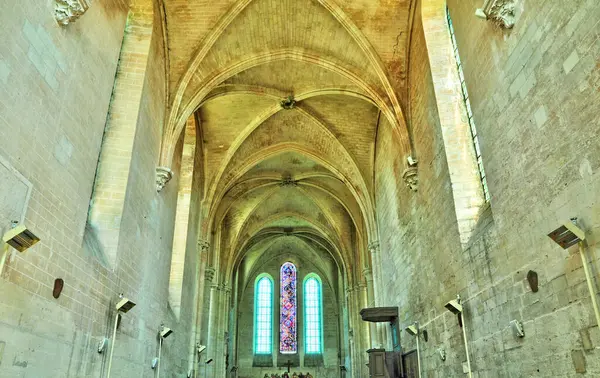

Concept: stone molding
[[156, 167, 173, 192], [475, 0, 516, 29], [402, 167, 418, 192], [363, 268, 373, 282], [55, 0, 90, 26]]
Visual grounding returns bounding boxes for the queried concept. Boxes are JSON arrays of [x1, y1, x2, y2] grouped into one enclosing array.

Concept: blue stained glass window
[[280, 262, 297, 353], [304, 275, 323, 354], [254, 275, 273, 354]]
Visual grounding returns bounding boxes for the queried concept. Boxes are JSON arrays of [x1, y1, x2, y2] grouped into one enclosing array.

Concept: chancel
[[1, 0, 599, 377]]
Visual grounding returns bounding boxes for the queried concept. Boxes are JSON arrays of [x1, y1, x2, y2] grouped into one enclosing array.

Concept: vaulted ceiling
[[161, 0, 416, 287]]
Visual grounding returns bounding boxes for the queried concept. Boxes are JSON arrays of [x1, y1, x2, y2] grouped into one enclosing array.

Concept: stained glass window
[[254, 275, 273, 354], [280, 262, 297, 353], [304, 275, 323, 354], [447, 7, 490, 202]]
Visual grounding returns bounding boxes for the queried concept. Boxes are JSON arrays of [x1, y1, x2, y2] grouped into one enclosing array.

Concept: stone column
[[345, 286, 358, 378], [368, 242, 387, 348], [191, 241, 210, 376], [357, 283, 370, 378], [215, 283, 231, 378], [363, 268, 380, 348], [206, 272, 220, 378]]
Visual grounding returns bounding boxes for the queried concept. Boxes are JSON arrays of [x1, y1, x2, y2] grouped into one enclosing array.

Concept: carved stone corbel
[[198, 240, 210, 253], [156, 167, 173, 192], [205, 267, 216, 283], [55, 0, 90, 26], [368, 241, 380, 254], [402, 167, 418, 192], [475, 0, 516, 29]]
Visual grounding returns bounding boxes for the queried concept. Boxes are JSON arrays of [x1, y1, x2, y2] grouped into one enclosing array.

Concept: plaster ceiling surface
[[161, 0, 415, 286]]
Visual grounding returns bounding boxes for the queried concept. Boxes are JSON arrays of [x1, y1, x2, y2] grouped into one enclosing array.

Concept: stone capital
[[156, 167, 173, 192], [475, 0, 516, 29], [362, 268, 373, 282], [402, 167, 418, 192], [55, 0, 90, 25]]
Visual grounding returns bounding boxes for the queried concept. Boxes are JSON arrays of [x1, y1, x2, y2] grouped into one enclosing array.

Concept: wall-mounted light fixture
[[444, 295, 471, 378], [509, 320, 524, 338], [106, 294, 136, 378], [160, 326, 173, 339], [444, 297, 463, 314], [97, 337, 109, 354], [548, 219, 600, 328], [3, 223, 40, 251], [155, 324, 173, 378], [115, 297, 136, 313], [405, 321, 422, 378], [202, 359, 213, 378], [1, 223, 40, 274], [437, 348, 446, 361]]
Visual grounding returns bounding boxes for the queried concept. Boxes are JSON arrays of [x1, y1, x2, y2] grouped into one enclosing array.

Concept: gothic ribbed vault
[[160, 0, 416, 289]]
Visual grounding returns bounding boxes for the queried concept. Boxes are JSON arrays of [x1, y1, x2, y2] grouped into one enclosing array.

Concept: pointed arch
[[254, 274, 274, 355], [303, 273, 324, 354]]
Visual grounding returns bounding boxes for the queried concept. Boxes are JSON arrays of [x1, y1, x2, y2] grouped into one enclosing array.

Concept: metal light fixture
[[115, 297, 136, 313], [548, 219, 585, 249], [202, 359, 213, 378], [160, 326, 173, 339], [106, 294, 137, 378], [444, 295, 471, 378], [438, 348, 446, 361], [548, 219, 600, 328], [97, 337, 109, 353], [156, 324, 173, 378], [405, 322, 422, 378], [509, 320, 524, 338], [1, 223, 40, 274], [3, 224, 39, 252], [444, 297, 463, 315], [405, 324, 418, 336]]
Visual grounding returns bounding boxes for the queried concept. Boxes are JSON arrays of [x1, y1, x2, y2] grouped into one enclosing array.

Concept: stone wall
[[374, 0, 600, 377], [236, 253, 341, 378], [0, 0, 198, 377]]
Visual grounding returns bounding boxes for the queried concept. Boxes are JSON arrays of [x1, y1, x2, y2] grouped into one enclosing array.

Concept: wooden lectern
[[360, 307, 403, 378]]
